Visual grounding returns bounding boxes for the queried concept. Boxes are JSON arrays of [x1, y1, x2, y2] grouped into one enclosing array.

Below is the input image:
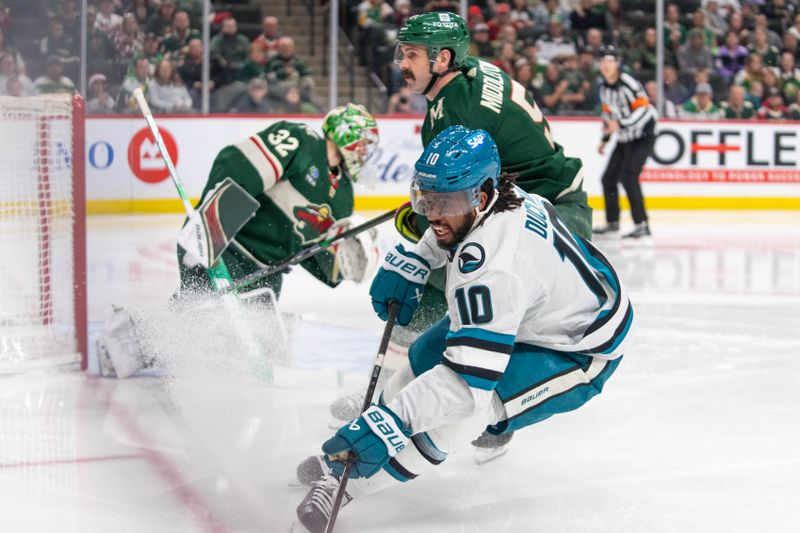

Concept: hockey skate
[[622, 222, 651, 239], [296, 455, 332, 487], [592, 221, 619, 235], [471, 430, 514, 465], [295, 474, 351, 533]]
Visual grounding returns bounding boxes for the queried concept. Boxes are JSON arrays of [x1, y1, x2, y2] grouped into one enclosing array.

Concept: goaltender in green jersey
[[179, 103, 381, 298], [98, 104, 381, 380]]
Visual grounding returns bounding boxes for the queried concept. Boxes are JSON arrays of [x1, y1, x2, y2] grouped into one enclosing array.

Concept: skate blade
[[289, 520, 311, 533], [474, 446, 508, 466]]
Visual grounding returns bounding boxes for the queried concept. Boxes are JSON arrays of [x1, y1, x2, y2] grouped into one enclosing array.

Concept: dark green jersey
[[199, 121, 353, 287], [720, 100, 755, 119], [421, 57, 585, 202]]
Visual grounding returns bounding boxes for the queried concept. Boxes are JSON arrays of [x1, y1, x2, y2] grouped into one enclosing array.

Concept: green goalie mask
[[322, 103, 380, 183], [395, 12, 470, 68]]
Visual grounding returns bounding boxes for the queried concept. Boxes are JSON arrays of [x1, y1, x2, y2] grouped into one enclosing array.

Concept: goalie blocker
[[178, 177, 260, 268]]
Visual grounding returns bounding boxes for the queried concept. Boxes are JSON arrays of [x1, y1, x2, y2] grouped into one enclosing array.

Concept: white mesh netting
[[0, 95, 81, 372]]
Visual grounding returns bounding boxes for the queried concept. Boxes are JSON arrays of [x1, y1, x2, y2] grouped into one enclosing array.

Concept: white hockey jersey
[[387, 187, 633, 435]]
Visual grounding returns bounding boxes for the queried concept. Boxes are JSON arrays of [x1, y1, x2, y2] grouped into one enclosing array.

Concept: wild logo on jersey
[[292, 203, 336, 244], [429, 97, 445, 128], [458, 242, 485, 273]]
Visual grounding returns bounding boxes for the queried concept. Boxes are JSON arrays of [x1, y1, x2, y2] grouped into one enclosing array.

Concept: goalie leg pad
[[97, 307, 147, 379]]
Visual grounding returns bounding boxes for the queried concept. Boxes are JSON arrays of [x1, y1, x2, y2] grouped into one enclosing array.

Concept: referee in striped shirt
[[593, 46, 658, 239]]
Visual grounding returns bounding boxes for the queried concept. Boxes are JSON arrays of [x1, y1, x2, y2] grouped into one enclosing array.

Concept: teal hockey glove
[[369, 244, 431, 326], [322, 404, 411, 479]]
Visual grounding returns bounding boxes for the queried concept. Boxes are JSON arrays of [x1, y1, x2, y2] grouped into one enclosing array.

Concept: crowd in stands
[[0, 0, 320, 114], [2, 0, 800, 120], [348, 0, 800, 120]]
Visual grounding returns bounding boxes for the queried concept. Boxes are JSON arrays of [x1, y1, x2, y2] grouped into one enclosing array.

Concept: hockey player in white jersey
[[296, 126, 633, 532]]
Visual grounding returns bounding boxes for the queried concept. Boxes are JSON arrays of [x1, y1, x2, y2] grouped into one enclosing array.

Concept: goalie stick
[[323, 303, 399, 533], [222, 208, 396, 296], [131, 88, 272, 382]]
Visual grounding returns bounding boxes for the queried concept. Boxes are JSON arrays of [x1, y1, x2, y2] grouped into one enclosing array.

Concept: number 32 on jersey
[[267, 129, 299, 157]]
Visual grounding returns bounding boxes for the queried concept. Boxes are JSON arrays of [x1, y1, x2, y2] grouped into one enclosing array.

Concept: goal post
[[0, 94, 87, 372]]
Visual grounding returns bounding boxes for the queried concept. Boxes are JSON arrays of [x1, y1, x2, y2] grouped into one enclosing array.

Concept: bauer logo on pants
[[127, 127, 179, 184]]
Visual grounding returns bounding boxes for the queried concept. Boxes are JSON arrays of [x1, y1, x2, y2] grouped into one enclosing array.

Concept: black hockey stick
[[324, 302, 399, 533], [223, 208, 396, 295]]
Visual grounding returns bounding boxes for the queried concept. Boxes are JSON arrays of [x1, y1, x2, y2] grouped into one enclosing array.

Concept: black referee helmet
[[598, 45, 621, 61]]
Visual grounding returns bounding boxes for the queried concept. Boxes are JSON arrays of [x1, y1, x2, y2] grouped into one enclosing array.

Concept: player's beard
[[431, 211, 476, 250]]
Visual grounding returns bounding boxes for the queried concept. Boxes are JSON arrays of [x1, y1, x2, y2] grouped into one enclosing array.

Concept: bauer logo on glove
[[322, 404, 411, 479], [369, 244, 431, 326]]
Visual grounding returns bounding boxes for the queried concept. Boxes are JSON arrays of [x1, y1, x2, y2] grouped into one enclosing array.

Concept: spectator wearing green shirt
[[734, 53, 766, 91], [537, 61, 564, 114], [116, 55, 150, 113], [788, 92, 800, 119], [689, 9, 718, 52], [748, 28, 781, 68], [126, 33, 163, 78], [720, 85, 756, 119], [776, 51, 800, 103], [625, 28, 658, 73], [265, 37, 313, 104], [210, 17, 251, 84], [145, 0, 176, 38], [680, 82, 720, 119], [33, 55, 76, 94], [664, 4, 687, 46], [161, 10, 199, 60]]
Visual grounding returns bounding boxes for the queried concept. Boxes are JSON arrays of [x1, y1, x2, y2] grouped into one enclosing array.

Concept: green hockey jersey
[[188, 121, 353, 290], [421, 57, 585, 202]]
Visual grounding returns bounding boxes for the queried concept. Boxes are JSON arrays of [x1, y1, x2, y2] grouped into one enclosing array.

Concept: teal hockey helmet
[[410, 125, 500, 217]]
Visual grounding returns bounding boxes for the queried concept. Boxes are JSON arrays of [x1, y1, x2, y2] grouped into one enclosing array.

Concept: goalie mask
[[322, 103, 380, 184]]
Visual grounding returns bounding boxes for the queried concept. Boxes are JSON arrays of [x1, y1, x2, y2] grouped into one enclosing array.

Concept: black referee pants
[[601, 134, 655, 225]]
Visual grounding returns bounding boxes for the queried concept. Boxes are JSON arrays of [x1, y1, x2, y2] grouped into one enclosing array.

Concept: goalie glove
[[328, 214, 380, 283]]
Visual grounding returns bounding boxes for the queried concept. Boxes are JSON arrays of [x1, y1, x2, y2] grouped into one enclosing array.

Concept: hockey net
[[0, 95, 87, 372]]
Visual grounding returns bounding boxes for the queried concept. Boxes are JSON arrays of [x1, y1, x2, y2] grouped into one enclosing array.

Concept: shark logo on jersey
[[429, 97, 445, 128], [458, 242, 485, 274]]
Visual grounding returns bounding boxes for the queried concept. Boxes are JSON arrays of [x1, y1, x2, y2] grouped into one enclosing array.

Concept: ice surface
[[1, 211, 799, 533]]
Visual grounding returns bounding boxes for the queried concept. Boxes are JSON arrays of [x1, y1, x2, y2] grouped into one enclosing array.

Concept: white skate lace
[[308, 475, 341, 519]]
